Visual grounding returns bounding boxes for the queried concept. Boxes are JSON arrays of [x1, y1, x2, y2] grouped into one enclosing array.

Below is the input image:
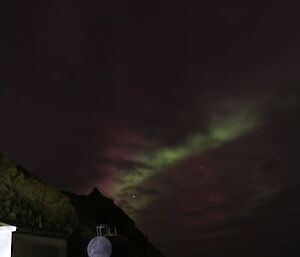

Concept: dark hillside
[[0, 154, 164, 257], [0, 154, 78, 234], [65, 189, 164, 257]]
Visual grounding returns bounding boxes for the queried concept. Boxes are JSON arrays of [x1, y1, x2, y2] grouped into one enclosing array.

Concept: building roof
[[0, 220, 67, 238], [0, 222, 17, 232], [15, 227, 68, 239]]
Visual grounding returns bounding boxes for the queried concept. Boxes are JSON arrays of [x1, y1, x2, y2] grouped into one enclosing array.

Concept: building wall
[[0, 230, 14, 257], [12, 233, 67, 257]]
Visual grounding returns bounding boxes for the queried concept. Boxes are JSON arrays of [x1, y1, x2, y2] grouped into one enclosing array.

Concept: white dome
[[87, 236, 112, 257]]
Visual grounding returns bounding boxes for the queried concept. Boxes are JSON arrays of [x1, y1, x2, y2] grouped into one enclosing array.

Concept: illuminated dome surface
[[87, 236, 112, 257]]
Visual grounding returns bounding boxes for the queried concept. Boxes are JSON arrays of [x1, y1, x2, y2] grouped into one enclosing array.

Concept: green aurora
[[111, 107, 261, 215]]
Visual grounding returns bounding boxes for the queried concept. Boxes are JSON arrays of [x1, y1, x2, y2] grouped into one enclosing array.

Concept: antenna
[[95, 224, 118, 237]]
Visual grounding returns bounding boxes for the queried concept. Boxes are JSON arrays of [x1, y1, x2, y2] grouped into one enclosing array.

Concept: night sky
[[1, 1, 300, 257]]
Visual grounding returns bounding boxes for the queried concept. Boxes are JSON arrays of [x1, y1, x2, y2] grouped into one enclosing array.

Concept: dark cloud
[[139, 98, 299, 256], [114, 159, 153, 172]]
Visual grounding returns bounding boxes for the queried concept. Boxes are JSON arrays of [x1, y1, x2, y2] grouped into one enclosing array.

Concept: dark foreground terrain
[[0, 154, 164, 257]]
